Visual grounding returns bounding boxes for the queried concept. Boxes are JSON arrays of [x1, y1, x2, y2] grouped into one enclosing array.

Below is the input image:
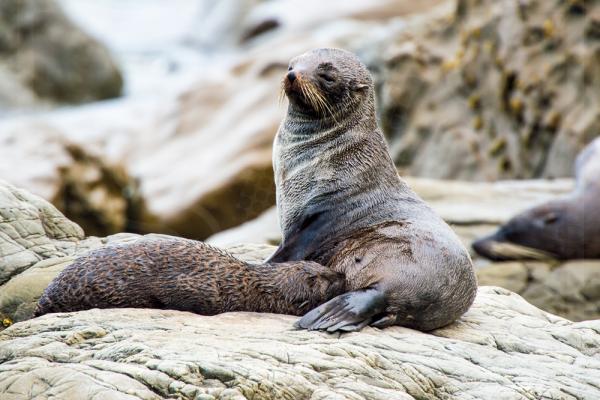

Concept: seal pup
[[473, 137, 600, 261], [270, 48, 477, 331], [35, 237, 345, 317]]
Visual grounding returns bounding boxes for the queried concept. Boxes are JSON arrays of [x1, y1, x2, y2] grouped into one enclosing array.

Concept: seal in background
[[473, 137, 600, 261]]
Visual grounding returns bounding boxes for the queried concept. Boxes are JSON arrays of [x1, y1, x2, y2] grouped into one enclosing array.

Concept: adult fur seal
[[36, 48, 477, 333], [269, 48, 477, 331], [35, 237, 345, 317], [473, 137, 600, 261]]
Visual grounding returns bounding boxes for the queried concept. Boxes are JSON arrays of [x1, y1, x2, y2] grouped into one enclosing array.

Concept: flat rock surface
[[1, 286, 599, 400]]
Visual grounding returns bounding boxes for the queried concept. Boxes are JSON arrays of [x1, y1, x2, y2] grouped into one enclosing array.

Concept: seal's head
[[472, 199, 580, 261], [473, 138, 600, 262], [282, 48, 372, 118]]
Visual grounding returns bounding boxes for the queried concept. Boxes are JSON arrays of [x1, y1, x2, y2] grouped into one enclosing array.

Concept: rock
[[479, 260, 600, 322], [367, 0, 600, 180], [0, 179, 84, 287], [208, 207, 280, 247], [1, 286, 599, 399], [405, 177, 574, 224], [236, 0, 449, 44], [186, 0, 449, 49], [0, 125, 146, 237], [0, 0, 123, 110], [0, 179, 144, 325], [476, 262, 529, 294], [130, 70, 280, 240]]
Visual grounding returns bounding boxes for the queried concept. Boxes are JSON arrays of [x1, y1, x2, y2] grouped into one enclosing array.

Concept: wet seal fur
[[270, 48, 477, 331], [36, 48, 477, 333], [473, 137, 600, 261]]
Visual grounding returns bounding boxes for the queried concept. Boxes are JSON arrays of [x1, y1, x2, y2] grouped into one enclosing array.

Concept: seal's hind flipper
[[370, 313, 397, 329], [294, 288, 386, 332]]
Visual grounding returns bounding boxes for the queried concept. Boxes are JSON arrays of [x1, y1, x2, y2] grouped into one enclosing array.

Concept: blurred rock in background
[[0, 0, 122, 111], [369, 0, 600, 180]]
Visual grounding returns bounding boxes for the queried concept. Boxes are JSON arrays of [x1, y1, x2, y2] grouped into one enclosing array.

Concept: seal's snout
[[287, 70, 296, 83], [472, 237, 492, 258], [472, 232, 507, 260], [283, 69, 300, 94]]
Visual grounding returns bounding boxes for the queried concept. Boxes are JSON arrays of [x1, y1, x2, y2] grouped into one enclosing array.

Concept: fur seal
[[269, 48, 477, 331], [35, 237, 345, 317], [473, 137, 600, 261], [36, 48, 477, 333]]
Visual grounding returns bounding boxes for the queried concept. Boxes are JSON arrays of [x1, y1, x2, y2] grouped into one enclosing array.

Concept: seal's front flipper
[[294, 288, 386, 332]]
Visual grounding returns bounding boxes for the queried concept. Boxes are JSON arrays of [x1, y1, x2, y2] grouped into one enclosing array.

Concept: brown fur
[[35, 237, 344, 317]]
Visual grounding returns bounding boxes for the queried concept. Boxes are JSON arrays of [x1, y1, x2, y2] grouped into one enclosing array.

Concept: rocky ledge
[[1, 287, 599, 400]]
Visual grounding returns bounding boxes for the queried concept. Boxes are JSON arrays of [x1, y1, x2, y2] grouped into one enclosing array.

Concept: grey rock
[[368, 0, 600, 180], [0, 0, 122, 109], [1, 286, 599, 400], [0, 179, 84, 286], [477, 260, 600, 322]]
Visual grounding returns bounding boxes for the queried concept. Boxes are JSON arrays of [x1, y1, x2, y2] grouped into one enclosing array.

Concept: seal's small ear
[[543, 212, 559, 225]]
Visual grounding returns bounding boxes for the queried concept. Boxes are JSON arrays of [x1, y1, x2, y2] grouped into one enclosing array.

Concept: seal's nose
[[287, 70, 296, 83]]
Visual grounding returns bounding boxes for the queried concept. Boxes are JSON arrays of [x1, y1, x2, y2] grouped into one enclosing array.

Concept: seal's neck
[[283, 91, 376, 139], [271, 94, 414, 263]]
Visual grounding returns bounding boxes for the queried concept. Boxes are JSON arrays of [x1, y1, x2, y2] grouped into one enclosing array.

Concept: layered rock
[[0, 125, 145, 237], [1, 287, 599, 399], [0, 0, 122, 110], [368, 0, 600, 180], [478, 260, 600, 322]]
